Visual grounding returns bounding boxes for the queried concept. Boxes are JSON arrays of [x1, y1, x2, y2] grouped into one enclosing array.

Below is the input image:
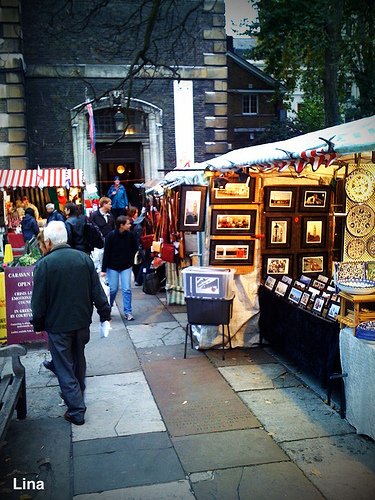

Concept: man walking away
[[30, 221, 111, 425]]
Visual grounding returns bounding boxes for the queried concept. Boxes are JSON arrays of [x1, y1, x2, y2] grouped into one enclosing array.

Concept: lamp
[[117, 165, 125, 174], [114, 109, 125, 133]]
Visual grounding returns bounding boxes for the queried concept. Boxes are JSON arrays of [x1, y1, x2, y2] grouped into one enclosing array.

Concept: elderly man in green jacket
[[30, 221, 111, 425]]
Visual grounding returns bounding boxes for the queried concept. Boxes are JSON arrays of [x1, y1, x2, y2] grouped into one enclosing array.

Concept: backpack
[[73, 216, 104, 250]]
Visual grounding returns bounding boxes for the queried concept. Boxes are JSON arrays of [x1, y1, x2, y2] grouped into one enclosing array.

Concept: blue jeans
[[106, 267, 132, 315]]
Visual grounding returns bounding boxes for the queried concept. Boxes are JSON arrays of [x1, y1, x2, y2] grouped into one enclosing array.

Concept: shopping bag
[[134, 251, 142, 265], [99, 320, 111, 338], [100, 278, 110, 304], [142, 270, 161, 295]]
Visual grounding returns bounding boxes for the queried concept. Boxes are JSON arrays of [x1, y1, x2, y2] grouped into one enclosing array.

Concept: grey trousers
[[48, 327, 90, 421]]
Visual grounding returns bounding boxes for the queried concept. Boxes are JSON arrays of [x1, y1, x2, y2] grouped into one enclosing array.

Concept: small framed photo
[[211, 209, 256, 236], [266, 217, 292, 249], [299, 274, 312, 287], [331, 293, 340, 303], [263, 255, 292, 278], [299, 291, 311, 308], [191, 274, 224, 298], [293, 280, 306, 291], [288, 286, 303, 305], [210, 176, 255, 204], [312, 295, 325, 315], [308, 286, 321, 300], [326, 301, 341, 320], [312, 279, 326, 291], [301, 216, 327, 248], [178, 185, 208, 232], [275, 280, 289, 297], [281, 275, 293, 286], [209, 239, 255, 266], [299, 253, 327, 275], [317, 274, 329, 284], [264, 275, 277, 291], [264, 186, 297, 212], [299, 186, 330, 212], [326, 285, 335, 293], [321, 291, 332, 306]]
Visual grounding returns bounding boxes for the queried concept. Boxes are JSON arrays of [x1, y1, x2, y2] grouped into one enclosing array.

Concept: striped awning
[[0, 168, 84, 188]]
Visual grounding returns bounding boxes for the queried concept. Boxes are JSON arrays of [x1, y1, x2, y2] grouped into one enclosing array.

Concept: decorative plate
[[345, 168, 375, 203], [346, 203, 375, 237], [337, 279, 375, 295], [367, 234, 375, 258], [347, 238, 366, 259]]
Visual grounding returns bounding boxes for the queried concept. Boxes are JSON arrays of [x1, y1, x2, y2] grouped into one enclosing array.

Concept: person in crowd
[[22, 196, 39, 220], [107, 176, 128, 220], [101, 215, 137, 321], [46, 203, 65, 224], [37, 231, 48, 256], [90, 197, 115, 272], [64, 202, 91, 254], [30, 221, 111, 426], [21, 207, 39, 242], [127, 206, 138, 223]]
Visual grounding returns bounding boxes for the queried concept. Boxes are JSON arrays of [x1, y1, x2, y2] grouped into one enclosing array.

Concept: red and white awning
[[0, 168, 84, 189]]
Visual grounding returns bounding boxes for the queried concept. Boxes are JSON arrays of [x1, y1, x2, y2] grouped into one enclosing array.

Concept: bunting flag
[[86, 97, 96, 154], [36, 165, 44, 190], [65, 168, 71, 190]]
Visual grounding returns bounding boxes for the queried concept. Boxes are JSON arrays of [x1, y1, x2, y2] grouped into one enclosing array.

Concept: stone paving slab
[[74, 480, 195, 500], [280, 434, 375, 500], [205, 346, 278, 367], [239, 386, 355, 442], [218, 363, 301, 391], [127, 321, 186, 349], [71, 372, 165, 442], [171, 428, 288, 473], [119, 290, 175, 324], [143, 357, 260, 437], [190, 462, 324, 500], [0, 417, 71, 500], [73, 433, 185, 495], [137, 343, 204, 364]]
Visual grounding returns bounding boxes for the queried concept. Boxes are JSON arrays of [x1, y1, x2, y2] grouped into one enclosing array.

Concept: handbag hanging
[[161, 242, 175, 263]]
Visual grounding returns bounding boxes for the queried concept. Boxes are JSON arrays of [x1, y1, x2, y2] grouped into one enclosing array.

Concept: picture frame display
[[281, 275, 293, 286], [211, 209, 256, 236], [178, 185, 208, 232], [299, 253, 327, 275], [264, 186, 297, 212], [275, 280, 288, 297], [299, 186, 330, 212], [210, 176, 255, 204], [191, 274, 224, 298], [264, 255, 292, 277], [299, 274, 312, 287], [266, 217, 292, 249], [288, 286, 303, 305], [312, 295, 325, 315], [327, 301, 340, 320], [209, 239, 254, 266], [300, 291, 311, 308], [301, 216, 327, 248], [264, 275, 277, 291]]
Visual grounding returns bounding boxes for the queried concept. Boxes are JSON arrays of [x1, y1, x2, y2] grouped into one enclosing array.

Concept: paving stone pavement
[[1, 286, 375, 500]]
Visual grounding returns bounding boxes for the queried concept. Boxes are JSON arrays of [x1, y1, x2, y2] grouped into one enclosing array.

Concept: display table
[[340, 327, 375, 440], [336, 291, 375, 329], [258, 285, 340, 388]]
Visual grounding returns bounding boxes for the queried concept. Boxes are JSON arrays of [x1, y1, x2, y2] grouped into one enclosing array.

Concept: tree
[[243, 0, 375, 128]]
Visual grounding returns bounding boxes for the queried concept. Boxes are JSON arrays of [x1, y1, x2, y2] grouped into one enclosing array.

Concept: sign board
[[0, 273, 7, 343], [5, 266, 47, 344]]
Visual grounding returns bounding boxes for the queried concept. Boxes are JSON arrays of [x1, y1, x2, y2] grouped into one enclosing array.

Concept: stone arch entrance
[[70, 94, 164, 203]]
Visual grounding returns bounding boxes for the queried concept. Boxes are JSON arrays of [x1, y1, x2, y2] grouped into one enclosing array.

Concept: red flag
[[86, 98, 96, 154]]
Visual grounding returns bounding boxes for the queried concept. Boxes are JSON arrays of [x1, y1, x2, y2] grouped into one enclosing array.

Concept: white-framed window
[[242, 94, 258, 115]]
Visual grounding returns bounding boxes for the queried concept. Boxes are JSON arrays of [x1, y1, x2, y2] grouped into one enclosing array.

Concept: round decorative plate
[[346, 203, 375, 237], [347, 238, 366, 259], [367, 234, 375, 258], [345, 168, 375, 203]]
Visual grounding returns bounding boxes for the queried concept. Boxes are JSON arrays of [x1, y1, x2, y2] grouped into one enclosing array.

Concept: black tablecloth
[[258, 285, 340, 388]]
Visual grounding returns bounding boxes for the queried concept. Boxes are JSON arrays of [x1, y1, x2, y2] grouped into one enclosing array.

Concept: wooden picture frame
[[264, 275, 277, 291], [266, 217, 292, 249], [209, 239, 254, 266], [178, 185, 208, 232], [211, 209, 256, 236], [298, 253, 327, 276], [210, 176, 255, 204], [263, 255, 293, 278], [299, 186, 330, 212], [301, 216, 327, 248], [264, 186, 297, 212]]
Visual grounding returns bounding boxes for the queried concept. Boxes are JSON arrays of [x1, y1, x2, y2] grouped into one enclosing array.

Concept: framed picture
[[264, 275, 277, 291], [312, 295, 325, 315], [317, 274, 329, 284], [288, 286, 303, 305], [326, 301, 341, 321], [300, 291, 311, 308], [299, 274, 312, 287], [275, 280, 288, 297], [211, 209, 256, 236], [321, 291, 332, 306], [209, 239, 254, 266], [191, 274, 224, 298], [301, 217, 327, 248], [263, 255, 292, 278], [178, 185, 208, 232], [266, 217, 292, 249], [299, 186, 330, 212], [293, 280, 306, 291], [264, 186, 297, 212], [281, 275, 293, 286], [210, 176, 255, 204], [312, 279, 326, 291], [331, 293, 340, 303], [308, 286, 321, 300], [366, 261, 375, 281], [298, 253, 327, 275]]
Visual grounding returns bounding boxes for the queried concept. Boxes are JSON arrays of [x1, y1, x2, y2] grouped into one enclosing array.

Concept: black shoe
[[43, 359, 57, 375], [64, 412, 85, 426]]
